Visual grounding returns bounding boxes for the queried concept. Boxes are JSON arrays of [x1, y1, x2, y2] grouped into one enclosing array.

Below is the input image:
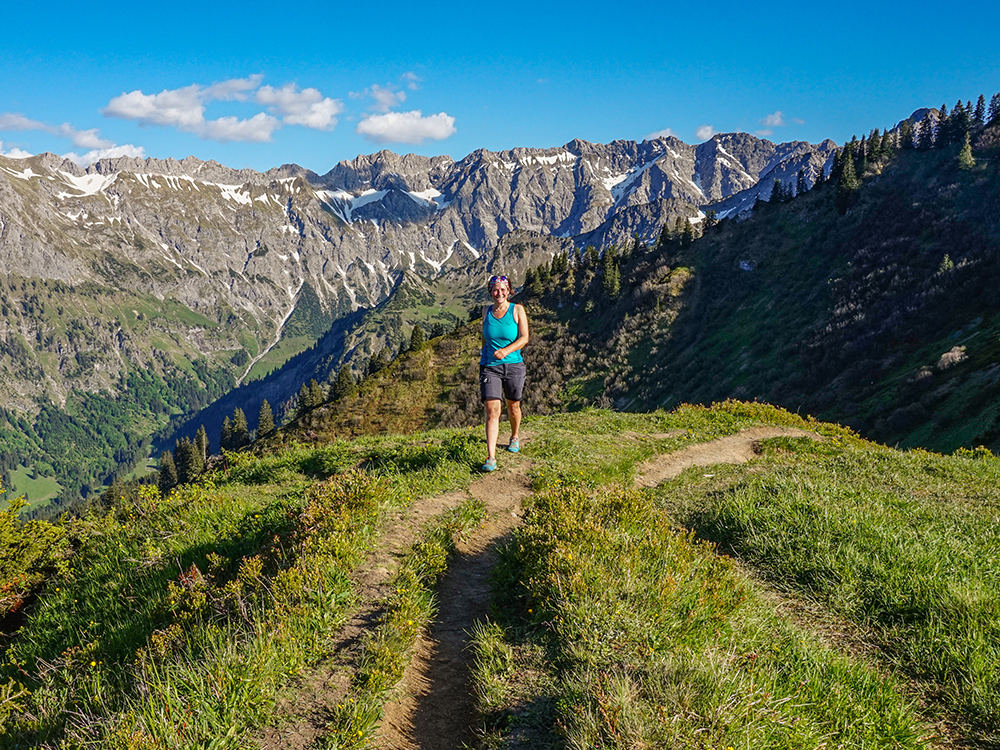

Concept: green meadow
[[1, 402, 998, 747]]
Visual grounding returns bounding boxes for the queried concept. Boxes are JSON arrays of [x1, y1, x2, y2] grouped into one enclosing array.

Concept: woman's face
[[490, 280, 511, 302]]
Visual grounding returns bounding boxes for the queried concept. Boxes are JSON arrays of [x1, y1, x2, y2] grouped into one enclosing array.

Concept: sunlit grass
[[472, 480, 929, 748], [658, 433, 1000, 739], [0, 429, 484, 748]]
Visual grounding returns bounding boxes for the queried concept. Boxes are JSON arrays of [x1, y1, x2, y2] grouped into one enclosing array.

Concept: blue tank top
[[481, 304, 523, 366]]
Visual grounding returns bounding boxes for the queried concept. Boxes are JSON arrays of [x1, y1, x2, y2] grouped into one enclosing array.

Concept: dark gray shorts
[[480, 362, 526, 402]]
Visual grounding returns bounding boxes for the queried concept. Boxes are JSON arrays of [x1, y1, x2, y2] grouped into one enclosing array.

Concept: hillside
[[262, 121, 1000, 461], [1, 402, 999, 747], [0, 131, 832, 510]]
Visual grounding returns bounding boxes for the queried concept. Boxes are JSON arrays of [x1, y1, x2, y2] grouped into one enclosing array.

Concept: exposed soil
[[374, 463, 534, 750], [257, 488, 476, 750], [634, 426, 820, 487]]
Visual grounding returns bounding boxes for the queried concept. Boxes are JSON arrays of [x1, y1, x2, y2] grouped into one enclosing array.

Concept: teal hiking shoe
[[508, 437, 520, 453], [482, 458, 497, 472]]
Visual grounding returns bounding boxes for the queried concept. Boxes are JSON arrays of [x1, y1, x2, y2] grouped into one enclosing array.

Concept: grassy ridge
[[471, 403, 1000, 748], [658, 432, 1000, 740], [479, 482, 926, 748], [0, 429, 484, 748], [3, 402, 1000, 748]]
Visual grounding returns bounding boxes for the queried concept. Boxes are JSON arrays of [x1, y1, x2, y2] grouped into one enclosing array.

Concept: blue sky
[[2, 0, 998, 174]]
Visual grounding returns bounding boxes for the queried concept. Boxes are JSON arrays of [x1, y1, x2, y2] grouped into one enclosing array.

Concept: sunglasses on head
[[489, 275, 509, 289]]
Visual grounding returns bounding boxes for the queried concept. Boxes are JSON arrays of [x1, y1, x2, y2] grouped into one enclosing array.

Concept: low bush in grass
[[476, 481, 928, 748]]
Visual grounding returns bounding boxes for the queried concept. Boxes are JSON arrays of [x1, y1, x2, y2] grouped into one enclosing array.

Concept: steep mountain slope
[[1, 132, 834, 506], [273, 122, 1000, 457]]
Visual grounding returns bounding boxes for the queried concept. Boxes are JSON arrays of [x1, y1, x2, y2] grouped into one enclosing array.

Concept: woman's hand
[[493, 347, 508, 360]]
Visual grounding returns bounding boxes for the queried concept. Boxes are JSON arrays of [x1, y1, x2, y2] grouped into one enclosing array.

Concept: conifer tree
[[307, 380, 325, 409], [231, 408, 250, 450], [158, 450, 178, 494], [900, 119, 914, 150], [681, 218, 696, 245], [936, 103, 950, 146], [295, 383, 311, 417], [409, 324, 426, 352], [257, 399, 274, 436], [958, 131, 976, 171], [796, 169, 807, 196], [601, 250, 621, 301], [656, 223, 672, 249], [584, 245, 599, 267], [195, 424, 209, 463], [916, 119, 934, 150], [333, 368, 356, 401], [562, 263, 576, 296], [174, 436, 202, 484], [769, 178, 784, 203], [881, 128, 895, 154], [527, 267, 543, 296], [829, 148, 842, 181], [989, 93, 1000, 124], [952, 99, 971, 140], [220, 415, 233, 451], [974, 95, 986, 128], [835, 145, 860, 213]]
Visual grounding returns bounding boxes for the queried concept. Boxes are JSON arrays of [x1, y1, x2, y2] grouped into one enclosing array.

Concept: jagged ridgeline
[[272, 100, 1000, 459], [0, 131, 834, 512]]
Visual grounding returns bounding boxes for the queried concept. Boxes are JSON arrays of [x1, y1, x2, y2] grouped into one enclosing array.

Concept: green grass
[[472, 479, 928, 748], [655, 433, 1000, 741], [3, 467, 62, 511], [320, 498, 487, 749], [6, 401, 1000, 747], [0, 428, 484, 748]]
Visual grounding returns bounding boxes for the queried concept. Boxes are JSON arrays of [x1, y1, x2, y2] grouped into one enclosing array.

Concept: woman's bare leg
[[484, 399, 502, 460], [507, 400, 522, 442]]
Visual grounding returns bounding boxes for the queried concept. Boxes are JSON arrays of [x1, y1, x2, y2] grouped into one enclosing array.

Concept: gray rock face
[[0, 131, 836, 412]]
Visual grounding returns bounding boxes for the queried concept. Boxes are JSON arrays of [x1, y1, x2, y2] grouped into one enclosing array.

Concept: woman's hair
[[488, 274, 512, 293]]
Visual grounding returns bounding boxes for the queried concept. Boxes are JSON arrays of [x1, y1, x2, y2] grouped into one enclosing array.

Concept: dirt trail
[[261, 427, 819, 749], [634, 426, 820, 487], [258, 489, 475, 750], [375, 465, 533, 750]]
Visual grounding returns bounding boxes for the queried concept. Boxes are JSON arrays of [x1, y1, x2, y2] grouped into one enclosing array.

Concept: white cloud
[[105, 85, 206, 128], [356, 110, 457, 144], [200, 113, 281, 142], [401, 72, 421, 91], [0, 113, 48, 130], [696, 125, 716, 140], [760, 111, 785, 128], [57, 125, 114, 149], [256, 83, 343, 129], [646, 128, 674, 140], [369, 84, 406, 113], [205, 74, 264, 102], [0, 141, 33, 159], [104, 77, 342, 141], [1, 113, 113, 149], [62, 144, 147, 167], [755, 129, 773, 137]]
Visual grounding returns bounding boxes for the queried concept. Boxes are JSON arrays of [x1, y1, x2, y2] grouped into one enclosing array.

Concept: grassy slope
[[616, 143, 1000, 452], [2, 402, 1000, 747]]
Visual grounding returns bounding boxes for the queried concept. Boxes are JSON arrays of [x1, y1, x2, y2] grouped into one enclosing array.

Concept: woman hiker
[[479, 274, 529, 472]]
